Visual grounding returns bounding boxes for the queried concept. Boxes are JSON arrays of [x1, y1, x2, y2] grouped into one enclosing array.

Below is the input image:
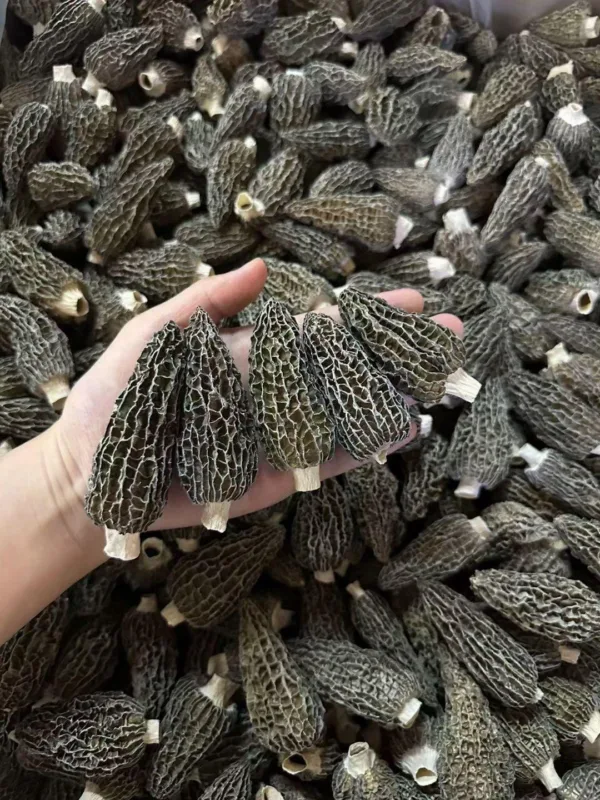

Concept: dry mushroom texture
[[6, 0, 600, 798]]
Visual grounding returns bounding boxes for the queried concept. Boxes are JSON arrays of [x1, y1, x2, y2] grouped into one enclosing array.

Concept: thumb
[[91, 259, 268, 387], [133, 257, 268, 333]]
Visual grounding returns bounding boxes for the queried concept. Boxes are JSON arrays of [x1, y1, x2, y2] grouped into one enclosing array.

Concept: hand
[[56, 258, 463, 537], [0, 259, 462, 642]]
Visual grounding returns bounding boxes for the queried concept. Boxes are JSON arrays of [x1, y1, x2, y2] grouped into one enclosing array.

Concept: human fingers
[[431, 312, 464, 338], [224, 286, 425, 380], [78, 259, 268, 397]]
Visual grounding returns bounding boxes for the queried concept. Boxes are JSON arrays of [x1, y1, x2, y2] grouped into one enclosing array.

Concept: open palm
[[56, 258, 463, 533]]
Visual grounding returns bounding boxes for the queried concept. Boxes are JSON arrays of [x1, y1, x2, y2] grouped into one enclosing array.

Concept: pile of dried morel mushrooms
[[5, 0, 600, 798]]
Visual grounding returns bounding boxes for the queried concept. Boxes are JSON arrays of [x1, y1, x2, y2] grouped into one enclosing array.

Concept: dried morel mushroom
[[303, 312, 411, 463], [471, 568, 600, 646], [16, 692, 158, 781], [85, 322, 184, 560], [439, 651, 515, 800], [177, 307, 257, 531], [0, 294, 74, 410], [147, 673, 237, 799], [344, 462, 401, 563], [249, 299, 334, 492], [239, 597, 326, 756], [162, 523, 285, 628], [290, 478, 354, 581], [338, 288, 479, 404], [378, 514, 494, 590], [419, 580, 541, 707], [288, 637, 423, 729]]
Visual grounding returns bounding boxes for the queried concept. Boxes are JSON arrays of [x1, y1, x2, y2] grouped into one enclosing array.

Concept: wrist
[[0, 424, 105, 643], [46, 419, 106, 566]]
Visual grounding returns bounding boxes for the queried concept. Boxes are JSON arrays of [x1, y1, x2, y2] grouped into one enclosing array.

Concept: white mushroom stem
[[117, 289, 147, 313], [519, 443, 548, 472], [137, 594, 158, 613], [414, 155, 430, 170], [200, 501, 231, 532], [293, 466, 321, 492], [201, 95, 225, 117], [140, 537, 172, 572], [183, 26, 204, 51], [394, 215, 414, 249], [455, 476, 483, 499], [88, 249, 104, 265], [538, 759, 563, 792], [80, 784, 104, 800], [592, 444, 600, 455], [372, 448, 388, 464], [161, 601, 186, 627], [445, 368, 481, 402], [346, 581, 366, 600], [195, 261, 214, 279], [33, 22, 46, 35], [257, 787, 283, 800], [457, 90, 475, 111], [548, 61, 574, 78], [186, 191, 202, 210], [53, 64, 76, 83], [558, 645, 580, 664], [469, 516, 493, 542], [419, 414, 433, 438], [344, 743, 376, 777], [143, 719, 160, 745], [444, 207, 473, 234], [200, 673, 238, 707], [207, 652, 229, 677], [582, 710, 600, 743], [167, 115, 183, 140], [546, 342, 571, 369], [252, 75, 272, 100], [104, 529, 141, 561], [558, 102, 589, 127], [95, 89, 114, 108], [427, 256, 455, 284], [82, 72, 103, 97], [535, 688, 545, 702], [433, 184, 450, 206], [139, 66, 165, 97], [397, 697, 422, 728], [89, 0, 106, 12], [281, 748, 322, 776], [314, 568, 336, 584], [54, 286, 89, 320], [570, 288, 598, 315], [271, 603, 294, 632], [211, 33, 230, 56], [177, 537, 199, 552], [41, 376, 70, 411], [583, 16, 600, 39], [235, 192, 265, 222], [340, 41, 358, 59], [400, 744, 439, 787]]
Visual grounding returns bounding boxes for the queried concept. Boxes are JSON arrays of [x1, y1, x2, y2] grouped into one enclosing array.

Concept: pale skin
[[0, 258, 462, 644]]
